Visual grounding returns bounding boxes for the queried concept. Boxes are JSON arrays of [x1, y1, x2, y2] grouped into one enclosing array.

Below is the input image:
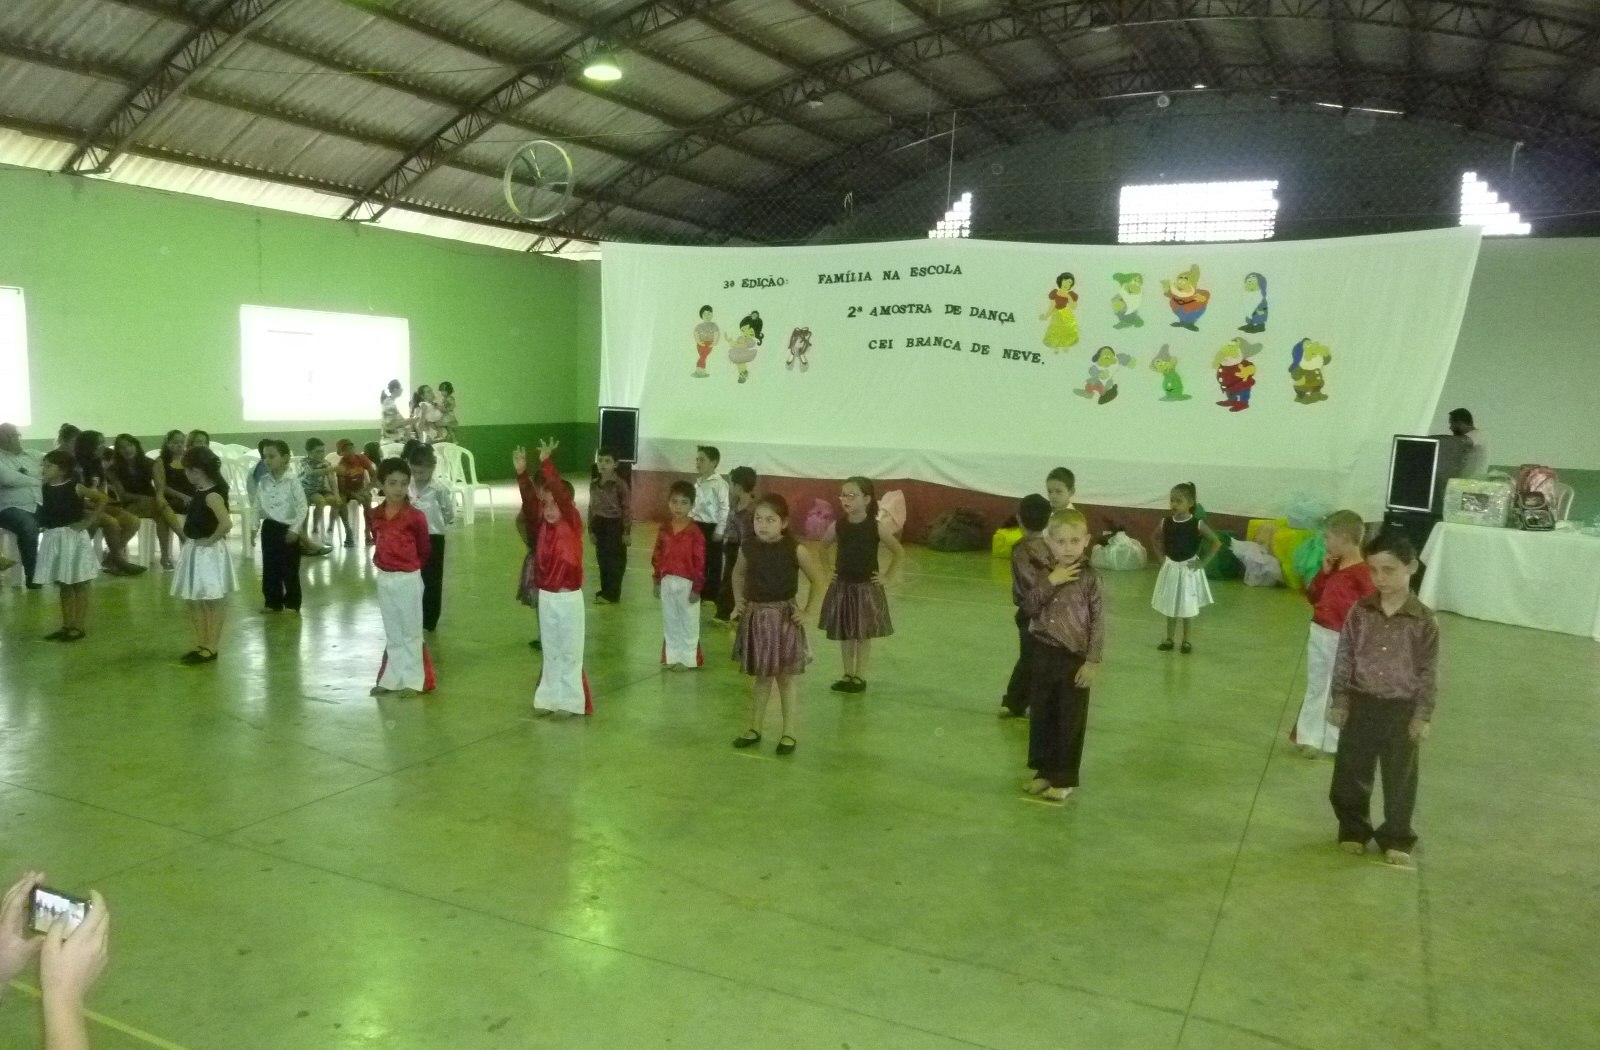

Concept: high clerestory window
[[1118, 180, 1280, 243]]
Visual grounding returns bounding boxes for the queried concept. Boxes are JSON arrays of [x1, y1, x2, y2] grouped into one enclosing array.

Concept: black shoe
[[830, 678, 854, 692], [733, 730, 761, 749], [1157, 640, 1175, 652], [775, 736, 797, 756], [1180, 642, 1193, 655], [25, 582, 42, 591], [43, 628, 70, 641]]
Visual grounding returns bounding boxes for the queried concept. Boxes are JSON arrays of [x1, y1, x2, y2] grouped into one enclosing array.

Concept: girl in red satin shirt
[[653, 480, 706, 670], [369, 458, 434, 697], [516, 440, 591, 715]]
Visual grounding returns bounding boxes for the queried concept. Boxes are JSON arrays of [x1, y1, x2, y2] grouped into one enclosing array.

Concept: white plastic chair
[[1553, 482, 1575, 522], [432, 442, 493, 524], [0, 531, 23, 587], [218, 453, 257, 557], [129, 518, 160, 567], [380, 441, 405, 460]]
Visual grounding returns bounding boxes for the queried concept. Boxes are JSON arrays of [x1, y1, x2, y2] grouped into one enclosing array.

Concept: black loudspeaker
[[1386, 435, 1442, 514], [597, 407, 639, 463]]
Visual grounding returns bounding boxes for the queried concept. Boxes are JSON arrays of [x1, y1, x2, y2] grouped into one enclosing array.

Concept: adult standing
[[379, 380, 407, 444], [435, 382, 457, 443], [1446, 408, 1488, 479], [0, 423, 43, 588]]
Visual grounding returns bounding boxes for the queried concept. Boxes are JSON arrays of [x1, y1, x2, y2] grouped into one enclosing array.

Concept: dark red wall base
[[629, 469, 1253, 548]]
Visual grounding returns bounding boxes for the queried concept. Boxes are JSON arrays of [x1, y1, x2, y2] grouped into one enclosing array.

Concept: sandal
[[1180, 642, 1193, 655], [830, 678, 855, 693], [733, 730, 761, 749], [775, 735, 797, 756], [1157, 640, 1175, 652]]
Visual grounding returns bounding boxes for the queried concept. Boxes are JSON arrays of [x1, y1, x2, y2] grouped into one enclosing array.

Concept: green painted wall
[[0, 166, 596, 476]]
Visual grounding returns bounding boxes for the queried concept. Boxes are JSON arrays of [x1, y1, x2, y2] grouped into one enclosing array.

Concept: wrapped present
[[1443, 478, 1513, 528]]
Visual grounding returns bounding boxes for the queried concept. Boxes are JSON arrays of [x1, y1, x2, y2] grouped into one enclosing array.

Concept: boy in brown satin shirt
[[1329, 530, 1440, 866]]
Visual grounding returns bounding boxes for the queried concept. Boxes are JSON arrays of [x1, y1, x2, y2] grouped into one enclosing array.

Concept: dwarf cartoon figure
[[1214, 337, 1261, 412], [1162, 265, 1211, 330], [1289, 338, 1332, 403], [1076, 345, 1135, 404], [1111, 273, 1145, 329], [692, 304, 722, 378], [1240, 272, 1268, 333], [728, 311, 763, 384], [1149, 344, 1192, 402], [1040, 272, 1080, 351], [786, 327, 812, 372]]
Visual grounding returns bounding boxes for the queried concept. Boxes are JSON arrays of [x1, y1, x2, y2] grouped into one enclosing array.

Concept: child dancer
[[712, 466, 757, 626], [156, 447, 234, 664], [652, 481, 706, 670], [1000, 493, 1053, 718], [1150, 482, 1219, 653], [731, 495, 827, 755], [514, 452, 547, 650], [406, 444, 455, 633], [255, 440, 308, 614], [691, 446, 729, 607], [1046, 466, 1075, 512], [334, 440, 374, 548], [589, 448, 631, 604], [519, 440, 591, 716], [819, 476, 903, 693], [1020, 509, 1104, 802], [35, 451, 100, 641], [1294, 510, 1374, 757], [1329, 531, 1438, 866], [369, 457, 434, 697]]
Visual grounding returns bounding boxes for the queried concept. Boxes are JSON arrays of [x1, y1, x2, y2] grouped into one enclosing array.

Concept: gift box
[[1443, 478, 1514, 528]]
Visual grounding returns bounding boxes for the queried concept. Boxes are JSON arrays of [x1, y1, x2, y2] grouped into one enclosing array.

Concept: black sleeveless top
[[835, 515, 879, 582], [184, 485, 223, 540], [38, 482, 82, 529], [742, 535, 799, 602], [1163, 515, 1201, 562], [112, 456, 155, 497], [163, 456, 194, 499]]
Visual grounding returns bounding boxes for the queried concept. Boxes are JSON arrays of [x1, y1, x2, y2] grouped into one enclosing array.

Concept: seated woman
[[153, 429, 193, 519], [435, 381, 457, 443], [74, 430, 145, 576], [108, 433, 172, 570]]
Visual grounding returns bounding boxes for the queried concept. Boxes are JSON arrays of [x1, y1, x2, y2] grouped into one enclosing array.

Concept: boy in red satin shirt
[[653, 480, 706, 670], [515, 440, 591, 715], [369, 457, 434, 696], [1293, 510, 1374, 756]]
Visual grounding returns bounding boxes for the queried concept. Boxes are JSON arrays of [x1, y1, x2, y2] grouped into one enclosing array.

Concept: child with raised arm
[[1293, 510, 1374, 757], [1020, 509, 1104, 802], [1150, 482, 1220, 653], [653, 480, 706, 670], [818, 476, 903, 694], [369, 457, 434, 697], [520, 440, 591, 716], [1000, 493, 1053, 718], [1328, 531, 1439, 866], [731, 494, 826, 755]]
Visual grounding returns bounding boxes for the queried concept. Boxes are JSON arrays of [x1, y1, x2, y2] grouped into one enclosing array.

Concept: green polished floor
[[1, 513, 1597, 1050]]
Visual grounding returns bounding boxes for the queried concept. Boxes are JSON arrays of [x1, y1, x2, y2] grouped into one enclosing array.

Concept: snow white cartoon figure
[[728, 311, 763, 384], [1040, 272, 1080, 351], [1149, 344, 1191, 401], [1289, 338, 1332, 403], [1239, 272, 1268, 333], [692, 304, 722, 378], [1077, 345, 1135, 404]]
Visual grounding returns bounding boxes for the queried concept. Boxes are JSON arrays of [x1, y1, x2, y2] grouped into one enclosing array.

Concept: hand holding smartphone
[[28, 886, 90, 936]]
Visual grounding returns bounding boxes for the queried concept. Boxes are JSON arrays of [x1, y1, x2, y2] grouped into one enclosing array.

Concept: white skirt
[[1151, 557, 1214, 619], [170, 541, 236, 600], [36, 526, 98, 586]]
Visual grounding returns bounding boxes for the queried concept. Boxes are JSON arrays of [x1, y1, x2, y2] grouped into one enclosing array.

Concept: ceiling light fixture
[[1192, 82, 1206, 89], [583, 47, 622, 81]]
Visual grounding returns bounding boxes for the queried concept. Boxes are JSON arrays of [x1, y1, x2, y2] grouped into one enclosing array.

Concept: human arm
[[794, 542, 827, 626], [690, 523, 706, 599], [285, 476, 308, 541], [1075, 573, 1106, 686], [202, 491, 232, 543], [818, 522, 837, 576], [1411, 617, 1440, 738], [410, 510, 432, 567], [1328, 613, 1360, 726], [710, 479, 730, 542], [41, 891, 108, 1050], [730, 551, 748, 621], [0, 455, 36, 489], [0, 871, 44, 992], [650, 529, 667, 586], [619, 479, 632, 540], [1195, 521, 1221, 568], [877, 520, 904, 584], [436, 483, 456, 528], [537, 445, 580, 528]]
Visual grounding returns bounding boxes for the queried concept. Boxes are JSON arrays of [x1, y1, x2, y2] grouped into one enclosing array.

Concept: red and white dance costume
[[652, 520, 706, 667], [1293, 561, 1375, 753], [371, 501, 436, 692], [533, 457, 592, 714]]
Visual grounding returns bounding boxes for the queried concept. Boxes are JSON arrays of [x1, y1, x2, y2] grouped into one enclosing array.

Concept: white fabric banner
[[602, 229, 1481, 518]]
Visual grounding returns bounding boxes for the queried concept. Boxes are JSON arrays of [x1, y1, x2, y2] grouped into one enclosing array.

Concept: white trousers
[[376, 569, 426, 691], [536, 588, 588, 713], [1295, 623, 1342, 753], [660, 574, 702, 667]]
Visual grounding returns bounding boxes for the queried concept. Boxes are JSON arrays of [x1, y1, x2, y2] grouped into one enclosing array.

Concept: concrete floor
[[0, 511, 1596, 1050]]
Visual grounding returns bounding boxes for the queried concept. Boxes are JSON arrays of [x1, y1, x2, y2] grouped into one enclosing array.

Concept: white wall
[[1435, 238, 1600, 469]]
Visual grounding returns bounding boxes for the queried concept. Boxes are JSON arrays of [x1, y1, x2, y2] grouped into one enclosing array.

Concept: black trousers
[[1027, 643, 1090, 788], [714, 542, 740, 620], [1002, 609, 1036, 716], [696, 521, 724, 603], [590, 516, 627, 601], [0, 506, 39, 584], [422, 534, 445, 631], [1330, 695, 1421, 852], [260, 519, 303, 611]]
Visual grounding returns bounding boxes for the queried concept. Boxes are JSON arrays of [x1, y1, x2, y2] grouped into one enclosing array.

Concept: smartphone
[[28, 886, 90, 936]]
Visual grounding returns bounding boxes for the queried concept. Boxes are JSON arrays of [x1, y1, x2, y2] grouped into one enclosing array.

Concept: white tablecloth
[[1420, 522, 1600, 640]]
